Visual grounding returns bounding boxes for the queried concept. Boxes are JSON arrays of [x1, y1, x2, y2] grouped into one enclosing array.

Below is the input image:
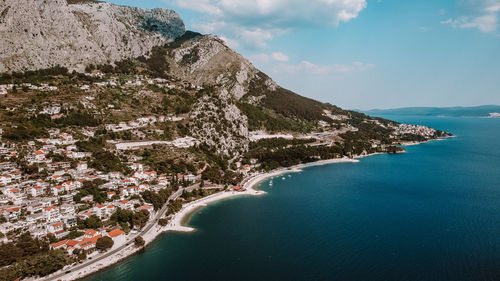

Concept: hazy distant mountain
[[364, 105, 500, 117]]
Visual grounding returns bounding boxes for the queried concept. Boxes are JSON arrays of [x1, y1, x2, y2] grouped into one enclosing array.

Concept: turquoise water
[[85, 116, 500, 281]]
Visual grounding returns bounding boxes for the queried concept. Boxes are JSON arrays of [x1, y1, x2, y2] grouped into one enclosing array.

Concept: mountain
[[0, 1, 450, 173], [364, 105, 500, 117], [0, 0, 185, 72]]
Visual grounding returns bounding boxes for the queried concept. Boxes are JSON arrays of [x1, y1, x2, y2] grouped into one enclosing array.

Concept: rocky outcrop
[[167, 35, 276, 101], [0, 0, 185, 72], [189, 88, 249, 157]]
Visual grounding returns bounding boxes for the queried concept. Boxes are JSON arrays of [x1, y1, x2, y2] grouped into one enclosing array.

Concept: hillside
[[0, 30, 450, 165]]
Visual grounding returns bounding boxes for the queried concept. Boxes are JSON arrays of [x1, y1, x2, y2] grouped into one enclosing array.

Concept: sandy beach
[[40, 157, 360, 281]]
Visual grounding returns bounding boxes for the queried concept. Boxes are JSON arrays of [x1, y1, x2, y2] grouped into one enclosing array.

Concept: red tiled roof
[[66, 240, 79, 247], [85, 229, 97, 236], [108, 229, 125, 238], [51, 239, 69, 248]]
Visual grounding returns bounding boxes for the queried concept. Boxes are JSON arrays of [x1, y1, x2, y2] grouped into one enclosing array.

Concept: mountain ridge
[[0, 0, 185, 72]]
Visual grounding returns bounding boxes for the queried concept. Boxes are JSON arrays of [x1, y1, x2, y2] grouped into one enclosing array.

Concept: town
[[0, 70, 265, 280]]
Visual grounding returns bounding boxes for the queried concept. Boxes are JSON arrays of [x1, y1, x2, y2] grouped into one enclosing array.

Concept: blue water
[[86, 116, 500, 281]]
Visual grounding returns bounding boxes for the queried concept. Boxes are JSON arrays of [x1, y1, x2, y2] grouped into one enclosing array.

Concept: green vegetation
[[0, 66, 69, 84], [144, 46, 170, 77], [110, 208, 150, 229], [0, 249, 70, 281], [164, 31, 202, 49], [90, 151, 130, 174], [166, 200, 183, 216], [134, 236, 145, 247], [238, 103, 315, 133], [96, 236, 114, 251], [0, 233, 72, 280], [73, 180, 107, 204], [247, 145, 343, 171], [62, 230, 84, 240], [158, 218, 169, 226], [201, 167, 243, 185], [141, 187, 174, 210], [77, 215, 103, 229], [0, 232, 46, 267]]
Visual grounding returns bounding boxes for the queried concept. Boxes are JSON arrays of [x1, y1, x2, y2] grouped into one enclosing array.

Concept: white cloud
[[192, 20, 283, 48], [272, 61, 374, 75], [271, 52, 289, 62], [248, 52, 289, 64], [441, 0, 500, 33], [167, 0, 367, 48]]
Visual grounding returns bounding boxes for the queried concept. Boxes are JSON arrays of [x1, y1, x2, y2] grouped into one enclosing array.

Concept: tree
[[95, 236, 114, 251], [158, 218, 169, 226], [85, 215, 103, 229], [134, 236, 145, 247], [47, 234, 57, 243], [132, 210, 149, 228], [166, 200, 183, 216], [15, 232, 41, 256]]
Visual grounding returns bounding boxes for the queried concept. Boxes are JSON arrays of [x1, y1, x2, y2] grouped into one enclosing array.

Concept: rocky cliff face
[[0, 0, 185, 72], [167, 34, 273, 101]]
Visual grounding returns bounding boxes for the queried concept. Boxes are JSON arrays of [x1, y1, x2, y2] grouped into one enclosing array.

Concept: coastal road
[[43, 184, 199, 281]]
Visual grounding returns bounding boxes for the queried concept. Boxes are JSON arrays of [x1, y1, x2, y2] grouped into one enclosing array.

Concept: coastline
[[40, 156, 381, 281], [164, 157, 360, 233]]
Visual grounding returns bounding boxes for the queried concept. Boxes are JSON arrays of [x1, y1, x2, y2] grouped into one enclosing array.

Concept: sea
[[85, 116, 500, 281]]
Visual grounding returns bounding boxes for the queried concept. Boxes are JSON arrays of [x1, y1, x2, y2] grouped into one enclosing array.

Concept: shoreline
[[40, 155, 400, 281]]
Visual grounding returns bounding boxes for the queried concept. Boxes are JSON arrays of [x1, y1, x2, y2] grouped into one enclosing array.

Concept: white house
[[29, 186, 45, 197], [77, 162, 88, 171], [44, 206, 61, 223]]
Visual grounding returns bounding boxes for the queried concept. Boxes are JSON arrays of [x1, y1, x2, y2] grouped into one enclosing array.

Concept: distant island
[[364, 105, 500, 118]]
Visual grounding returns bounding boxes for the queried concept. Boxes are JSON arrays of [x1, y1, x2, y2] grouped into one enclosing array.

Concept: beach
[[40, 157, 359, 281]]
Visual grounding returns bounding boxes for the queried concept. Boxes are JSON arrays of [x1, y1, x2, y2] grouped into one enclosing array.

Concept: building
[[77, 162, 88, 171], [44, 206, 61, 223], [29, 185, 45, 197]]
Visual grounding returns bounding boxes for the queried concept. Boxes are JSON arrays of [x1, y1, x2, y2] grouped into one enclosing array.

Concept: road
[[43, 183, 199, 281]]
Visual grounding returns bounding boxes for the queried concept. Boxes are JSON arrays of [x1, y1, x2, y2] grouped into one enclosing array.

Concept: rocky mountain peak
[[0, 0, 185, 72]]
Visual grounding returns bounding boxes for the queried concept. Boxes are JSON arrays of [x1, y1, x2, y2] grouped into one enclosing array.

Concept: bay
[[85, 116, 500, 281]]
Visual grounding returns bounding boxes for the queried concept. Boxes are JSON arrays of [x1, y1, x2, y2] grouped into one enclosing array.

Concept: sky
[[108, 0, 500, 110]]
